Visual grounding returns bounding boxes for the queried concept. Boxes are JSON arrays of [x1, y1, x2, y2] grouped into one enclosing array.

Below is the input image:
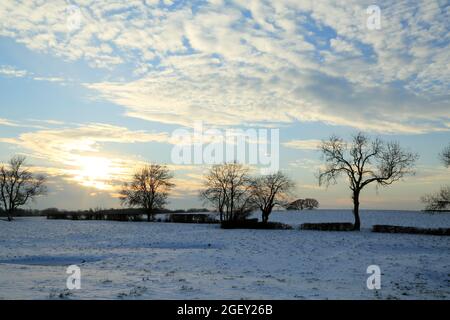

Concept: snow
[[0, 210, 449, 300]]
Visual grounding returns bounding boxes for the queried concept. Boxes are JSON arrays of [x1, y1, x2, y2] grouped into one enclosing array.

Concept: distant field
[[0, 210, 449, 299]]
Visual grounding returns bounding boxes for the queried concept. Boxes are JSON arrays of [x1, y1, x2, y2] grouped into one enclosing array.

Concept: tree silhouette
[[303, 198, 319, 210], [286, 199, 320, 210], [318, 133, 417, 230], [120, 164, 174, 221], [422, 186, 450, 211], [440, 143, 450, 167], [200, 163, 255, 222], [0, 156, 47, 221], [250, 171, 294, 223], [422, 143, 450, 211]]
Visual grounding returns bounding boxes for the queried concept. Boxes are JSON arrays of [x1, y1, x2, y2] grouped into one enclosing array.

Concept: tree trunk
[[6, 208, 13, 222], [147, 208, 152, 222], [261, 208, 271, 223], [352, 190, 361, 231]]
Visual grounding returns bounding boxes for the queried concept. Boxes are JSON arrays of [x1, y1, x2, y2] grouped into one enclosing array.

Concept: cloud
[[329, 37, 360, 55], [0, 0, 448, 133], [86, 66, 449, 134], [0, 65, 27, 77], [0, 64, 70, 84], [288, 158, 323, 170], [283, 139, 322, 150], [0, 118, 21, 127], [32, 76, 65, 83], [26, 119, 66, 126], [0, 119, 212, 198], [407, 165, 450, 185], [0, 123, 174, 191], [171, 176, 204, 198], [0, 118, 49, 129]]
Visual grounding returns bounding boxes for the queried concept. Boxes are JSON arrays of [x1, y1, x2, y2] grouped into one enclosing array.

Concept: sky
[[0, 0, 449, 211]]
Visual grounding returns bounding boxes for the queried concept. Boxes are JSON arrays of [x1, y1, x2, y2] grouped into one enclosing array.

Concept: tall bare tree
[[0, 156, 47, 221], [120, 164, 174, 221], [318, 133, 418, 230], [200, 163, 255, 222], [250, 171, 294, 223]]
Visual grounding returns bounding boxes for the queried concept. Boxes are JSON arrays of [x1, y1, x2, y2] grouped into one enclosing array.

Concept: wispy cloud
[[283, 139, 322, 150], [0, 118, 21, 127], [32, 76, 65, 83], [0, 1, 448, 133], [0, 65, 27, 78], [0, 64, 69, 84]]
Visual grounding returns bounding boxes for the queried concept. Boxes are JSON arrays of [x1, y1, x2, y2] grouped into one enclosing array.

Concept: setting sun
[[73, 156, 113, 190]]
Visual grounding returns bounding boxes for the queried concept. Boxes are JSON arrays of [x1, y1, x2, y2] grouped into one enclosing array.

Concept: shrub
[[221, 219, 292, 230], [300, 222, 354, 231], [372, 225, 450, 236]]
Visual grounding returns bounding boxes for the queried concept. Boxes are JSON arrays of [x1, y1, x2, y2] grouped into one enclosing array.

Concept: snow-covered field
[[0, 210, 449, 300]]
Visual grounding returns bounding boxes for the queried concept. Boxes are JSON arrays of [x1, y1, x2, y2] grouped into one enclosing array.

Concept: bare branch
[[421, 186, 450, 211], [440, 143, 450, 168]]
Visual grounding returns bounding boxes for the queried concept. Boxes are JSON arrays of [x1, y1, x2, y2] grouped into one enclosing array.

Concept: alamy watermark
[[366, 5, 381, 30], [66, 265, 81, 290], [66, 5, 82, 32], [170, 122, 279, 174], [366, 265, 381, 290]]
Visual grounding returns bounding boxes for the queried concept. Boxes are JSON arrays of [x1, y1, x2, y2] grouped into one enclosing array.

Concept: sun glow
[[72, 156, 114, 190]]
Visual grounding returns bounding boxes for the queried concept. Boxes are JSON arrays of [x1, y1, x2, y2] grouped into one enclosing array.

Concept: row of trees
[[118, 163, 321, 224], [0, 158, 297, 224], [200, 163, 295, 223], [2, 134, 448, 230], [117, 162, 297, 224]]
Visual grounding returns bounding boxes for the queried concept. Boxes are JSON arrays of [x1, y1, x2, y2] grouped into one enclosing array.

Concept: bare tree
[[318, 133, 418, 230], [422, 186, 450, 211], [421, 144, 450, 212], [250, 171, 294, 223], [440, 143, 450, 167], [200, 163, 255, 222], [224, 163, 255, 221], [120, 164, 174, 221], [200, 165, 228, 222], [0, 156, 47, 221]]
